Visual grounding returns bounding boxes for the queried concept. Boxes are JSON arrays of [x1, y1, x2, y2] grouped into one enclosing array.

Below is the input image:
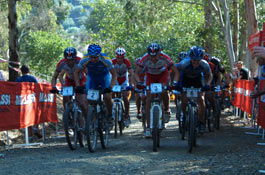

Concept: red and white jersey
[[56, 56, 84, 80], [138, 52, 173, 75], [112, 58, 132, 85]]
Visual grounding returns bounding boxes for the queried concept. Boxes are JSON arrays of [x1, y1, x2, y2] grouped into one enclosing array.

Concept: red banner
[[0, 82, 58, 131], [257, 80, 265, 129], [242, 80, 255, 114], [233, 80, 244, 108], [248, 31, 262, 52]]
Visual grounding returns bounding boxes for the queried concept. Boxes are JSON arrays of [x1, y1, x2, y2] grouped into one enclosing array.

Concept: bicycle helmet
[[178, 52, 187, 61], [210, 56, 221, 66], [189, 46, 204, 60], [147, 43, 161, 56], [115, 47, 126, 58], [64, 47, 77, 59], [87, 44, 102, 56]]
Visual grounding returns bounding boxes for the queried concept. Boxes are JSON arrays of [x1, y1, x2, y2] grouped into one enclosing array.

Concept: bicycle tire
[[215, 99, 221, 130], [76, 110, 85, 147], [86, 106, 98, 152], [188, 104, 195, 153], [152, 106, 160, 152], [142, 106, 147, 132], [63, 105, 77, 150], [113, 103, 118, 138], [176, 102, 183, 134], [99, 110, 109, 149], [205, 104, 213, 132]]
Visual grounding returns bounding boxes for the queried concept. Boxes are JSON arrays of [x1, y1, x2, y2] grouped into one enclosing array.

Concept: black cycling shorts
[[182, 75, 202, 88]]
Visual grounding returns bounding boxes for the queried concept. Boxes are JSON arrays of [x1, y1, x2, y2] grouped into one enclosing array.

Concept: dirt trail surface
[[0, 100, 265, 175]]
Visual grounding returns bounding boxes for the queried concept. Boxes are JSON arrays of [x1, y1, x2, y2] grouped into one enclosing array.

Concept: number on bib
[[150, 83, 162, 94], [87, 89, 99, 101], [112, 85, 121, 92], [186, 89, 198, 98], [62, 86, 74, 96]]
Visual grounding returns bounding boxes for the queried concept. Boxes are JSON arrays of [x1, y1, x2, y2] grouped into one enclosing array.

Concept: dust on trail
[[0, 101, 264, 175]]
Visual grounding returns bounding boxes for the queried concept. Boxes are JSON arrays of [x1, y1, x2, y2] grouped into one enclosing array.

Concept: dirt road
[[0, 102, 264, 175]]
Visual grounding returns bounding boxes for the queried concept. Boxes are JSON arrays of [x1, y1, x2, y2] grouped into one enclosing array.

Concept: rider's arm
[[51, 71, 59, 88], [205, 71, 213, 85], [135, 66, 143, 83], [74, 67, 82, 86], [128, 68, 134, 85], [59, 70, 66, 87], [109, 68, 117, 88], [170, 65, 180, 82]]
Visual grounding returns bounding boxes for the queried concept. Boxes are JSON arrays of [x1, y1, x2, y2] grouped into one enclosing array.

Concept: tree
[[8, 0, 19, 81]]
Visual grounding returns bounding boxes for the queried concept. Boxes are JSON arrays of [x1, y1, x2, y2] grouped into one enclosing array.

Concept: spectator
[[16, 65, 42, 140], [251, 46, 265, 99], [0, 70, 5, 81], [237, 61, 249, 80]]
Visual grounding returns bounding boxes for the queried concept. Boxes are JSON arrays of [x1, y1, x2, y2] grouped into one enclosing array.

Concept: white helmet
[[115, 47, 126, 58]]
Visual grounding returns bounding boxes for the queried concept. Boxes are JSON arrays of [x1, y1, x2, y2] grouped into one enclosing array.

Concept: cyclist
[[112, 46, 134, 127], [50, 47, 86, 109], [134, 57, 146, 121], [135, 43, 178, 137], [175, 46, 213, 133], [74, 44, 117, 125]]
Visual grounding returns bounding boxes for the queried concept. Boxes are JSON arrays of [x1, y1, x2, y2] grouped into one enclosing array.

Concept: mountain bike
[[182, 87, 201, 153], [135, 88, 147, 132], [112, 85, 128, 138], [86, 86, 110, 152], [62, 86, 85, 150]]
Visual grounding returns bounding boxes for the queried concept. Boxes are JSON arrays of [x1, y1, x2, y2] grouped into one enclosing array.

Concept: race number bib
[[62, 86, 73, 96], [87, 89, 99, 101], [150, 83, 162, 94], [112, 85, 121, 92], [186, 88, 198, 98]]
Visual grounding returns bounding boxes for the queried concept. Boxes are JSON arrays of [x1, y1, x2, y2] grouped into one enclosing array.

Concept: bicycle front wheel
[[152, 106, 160, 152], [215, 99, 221, 130], [99, 112, 109, 149], [86, 106, 98, 152], [188, 104, 195, 153], [63, 106, 78, 150]]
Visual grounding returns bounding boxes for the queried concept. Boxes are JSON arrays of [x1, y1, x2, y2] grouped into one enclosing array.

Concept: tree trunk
[[8, 0, 19, 81], [246, 0, 258, 79], [238, 0, 247, 62], [232, 0, 239, 60], [204, 0, 213, 56]]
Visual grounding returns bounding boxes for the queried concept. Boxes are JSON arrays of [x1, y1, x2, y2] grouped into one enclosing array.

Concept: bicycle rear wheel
[[188, 104, 195, 153], [63, 106, 78, 150], [86, 106, 98, 152], [152, 106, 160, 152]]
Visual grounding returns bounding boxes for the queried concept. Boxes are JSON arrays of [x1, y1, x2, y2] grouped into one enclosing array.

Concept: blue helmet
[[87, 44, 102, 56], [189, 46, 204, 60], [178, 52, 187, 61]]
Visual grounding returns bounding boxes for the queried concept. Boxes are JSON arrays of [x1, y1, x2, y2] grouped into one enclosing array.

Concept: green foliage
[[21, 31, 72, 77], [85, 0, 205, 65], [63, 18, 76, 28]]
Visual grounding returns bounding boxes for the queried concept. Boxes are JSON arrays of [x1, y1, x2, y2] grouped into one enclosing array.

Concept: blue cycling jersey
[[78, 53, 114, 90], [16, 75, 38, 83]]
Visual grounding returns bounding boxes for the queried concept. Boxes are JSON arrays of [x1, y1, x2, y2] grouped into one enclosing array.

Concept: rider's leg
[[77, 94, 88, 117], [122, 91, 130, 118], [104, 93, 113, 115], [197, 93, 206, 123], [135, 93, 141, 114]]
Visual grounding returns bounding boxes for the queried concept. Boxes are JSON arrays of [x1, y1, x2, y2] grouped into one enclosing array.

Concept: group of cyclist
[[50, 43, 228, 138]]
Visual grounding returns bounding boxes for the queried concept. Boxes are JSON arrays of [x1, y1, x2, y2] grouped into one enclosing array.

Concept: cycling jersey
[[78, 53, 114, 90], [177, 59, 211, 88], [138, 52, 173, 75], [135, 58, 146, 83], [55, 57, 86, 86], [112, 58, 132, 85]]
